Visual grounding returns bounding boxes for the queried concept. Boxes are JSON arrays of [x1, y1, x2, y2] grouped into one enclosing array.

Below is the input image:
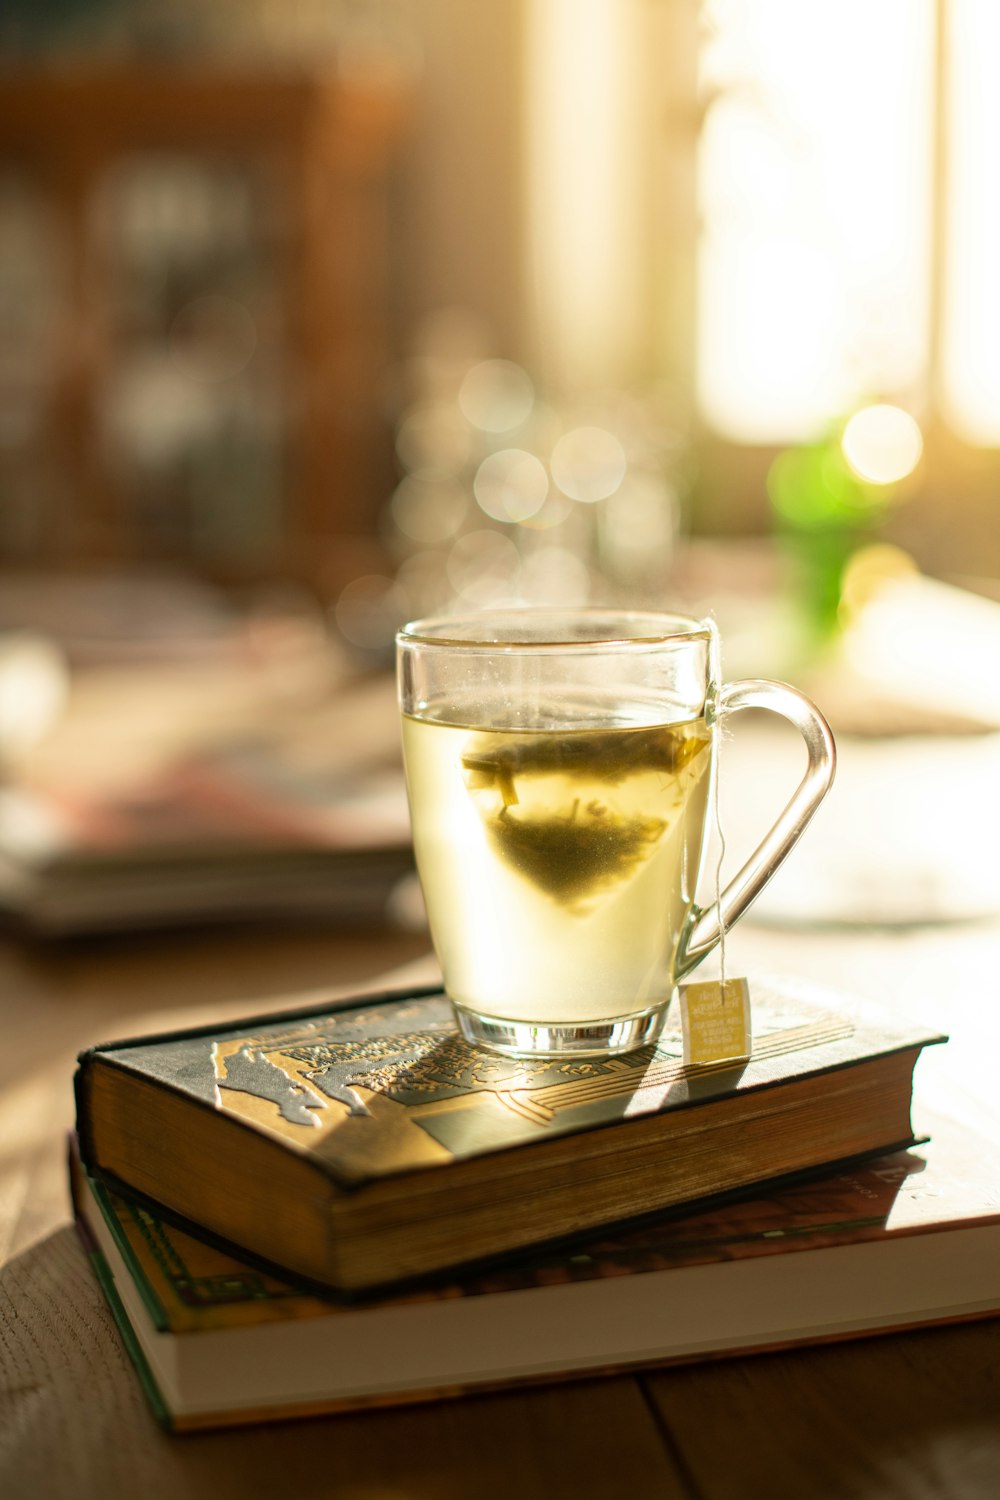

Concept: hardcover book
[[70, 1109, 1000, 1432], [74, 978, 944, 1292], [0, 748, 413, 936]]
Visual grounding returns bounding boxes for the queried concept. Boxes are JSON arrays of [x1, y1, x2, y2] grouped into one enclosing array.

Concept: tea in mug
[[402, 707, 711, 1026]]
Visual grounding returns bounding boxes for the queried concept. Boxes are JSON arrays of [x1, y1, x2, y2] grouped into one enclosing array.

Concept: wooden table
[[2, 910, 1000, 1499]]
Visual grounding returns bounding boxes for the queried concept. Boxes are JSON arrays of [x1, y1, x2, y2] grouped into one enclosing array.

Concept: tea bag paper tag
[[679, 978, 752, 1066]]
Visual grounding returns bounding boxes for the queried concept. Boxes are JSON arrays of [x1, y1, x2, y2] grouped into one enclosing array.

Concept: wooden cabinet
[[0, 64, 407, 585]]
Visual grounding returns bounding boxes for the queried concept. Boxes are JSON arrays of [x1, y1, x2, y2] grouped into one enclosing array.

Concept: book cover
[[71, 1108, 1000, 1432], [78, 978, 940, 1185]]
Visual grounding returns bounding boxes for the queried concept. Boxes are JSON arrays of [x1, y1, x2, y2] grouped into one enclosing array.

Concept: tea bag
[[679, 976, 752, 1066], [461, 725, 709, 910]]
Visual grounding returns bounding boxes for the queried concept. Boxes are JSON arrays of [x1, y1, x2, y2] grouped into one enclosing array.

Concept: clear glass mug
[[397, 609, 835, 1057]]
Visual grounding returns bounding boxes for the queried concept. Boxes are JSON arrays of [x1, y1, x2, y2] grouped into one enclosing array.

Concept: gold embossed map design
[[193, 988, 858, 1181]]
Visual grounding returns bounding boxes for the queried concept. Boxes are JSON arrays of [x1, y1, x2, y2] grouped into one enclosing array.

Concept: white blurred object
[[839, 569, 1000, 729], [716, 561, 1000, 925], [719, 726, 1000, 927], [0, 634, 68, 770]]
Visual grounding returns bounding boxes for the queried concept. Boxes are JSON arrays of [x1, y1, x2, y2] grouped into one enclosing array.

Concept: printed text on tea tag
[[679, 977, 752, 1066]]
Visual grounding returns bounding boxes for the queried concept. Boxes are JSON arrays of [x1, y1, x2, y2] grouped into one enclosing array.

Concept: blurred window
[[697, 0, 997, 452], [940, 0, 1000, 445]]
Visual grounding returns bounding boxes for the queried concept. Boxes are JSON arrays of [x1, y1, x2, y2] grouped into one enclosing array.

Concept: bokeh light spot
[[333, 575, 407, 652], [395, 400, 472, 471], [458, 359, 535, 432], [446, 530, 522, 605], [520, 546, 591, 606], [600, 474, 677, 581], [517, 489, 574, 531], [390, 473, 467, 544], [550, 425, 627, 503], [841, 404, 923, 485], [473, 449, 548, 523], [395, 550, 450, 616], [839, 543, 919, 620]]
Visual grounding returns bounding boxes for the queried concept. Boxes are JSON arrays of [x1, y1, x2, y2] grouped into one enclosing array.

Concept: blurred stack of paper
[[0, 582, 415, 935], [0, 743, 413, 937]]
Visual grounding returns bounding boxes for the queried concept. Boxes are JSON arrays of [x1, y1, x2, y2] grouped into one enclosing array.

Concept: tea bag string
[[708, 618, 728, 1000], [714, 729, 727, 999]]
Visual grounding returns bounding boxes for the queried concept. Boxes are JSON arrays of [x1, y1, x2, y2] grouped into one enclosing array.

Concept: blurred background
[[1, 0, 999, 941]]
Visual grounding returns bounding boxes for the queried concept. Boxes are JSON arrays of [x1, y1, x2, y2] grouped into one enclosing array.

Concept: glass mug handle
[[677, 679, 837, 977]]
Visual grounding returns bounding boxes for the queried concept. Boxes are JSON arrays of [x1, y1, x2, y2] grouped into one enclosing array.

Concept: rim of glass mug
[[396, 608, 714, 652]]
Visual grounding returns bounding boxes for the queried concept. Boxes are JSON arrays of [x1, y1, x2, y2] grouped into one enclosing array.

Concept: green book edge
[[87, 1170, 171, 1333], [86, 1244, 173, 1431]]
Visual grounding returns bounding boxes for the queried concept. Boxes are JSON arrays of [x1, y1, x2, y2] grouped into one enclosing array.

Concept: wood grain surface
[[3, 917, 1000, 1499]]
